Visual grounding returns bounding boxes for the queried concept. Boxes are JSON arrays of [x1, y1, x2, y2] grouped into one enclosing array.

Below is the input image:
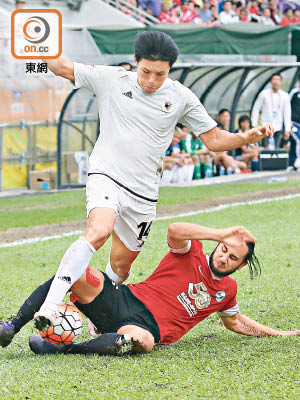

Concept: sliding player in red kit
[[1, 222, 299, 355]]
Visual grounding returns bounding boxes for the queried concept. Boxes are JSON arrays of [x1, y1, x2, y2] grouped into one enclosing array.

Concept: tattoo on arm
[[240, 322, 267, 337]]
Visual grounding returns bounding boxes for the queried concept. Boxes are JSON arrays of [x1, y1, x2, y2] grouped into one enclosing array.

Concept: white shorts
[[86, 174, 157, 252]]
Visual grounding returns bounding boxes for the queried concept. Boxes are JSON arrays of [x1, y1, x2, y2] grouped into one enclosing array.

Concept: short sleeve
[[179, 87, 217, 136], [73, 62, 125, 96], [217, 303, 240, 317], [217, 280, 239, 316]]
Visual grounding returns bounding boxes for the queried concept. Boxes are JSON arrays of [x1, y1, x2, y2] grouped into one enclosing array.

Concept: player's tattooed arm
[[220, 313, 300, 337]]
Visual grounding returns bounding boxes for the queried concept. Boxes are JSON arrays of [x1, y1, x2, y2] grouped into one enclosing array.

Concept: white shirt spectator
[[251, 88, 291, 132], [219, 10, 237, 24], [258, 15, 276, 25]]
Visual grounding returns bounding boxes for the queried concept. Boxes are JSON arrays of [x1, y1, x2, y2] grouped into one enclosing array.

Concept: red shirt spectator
[[158, 2, 174, 23], [180, 2, 198, 23], [280, 7, 293, 26], [249, 0, 260, 14], [292, 9, 300, 23]]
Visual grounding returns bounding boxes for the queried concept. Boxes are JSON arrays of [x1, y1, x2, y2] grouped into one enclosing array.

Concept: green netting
[[88, 23, 300, 57]]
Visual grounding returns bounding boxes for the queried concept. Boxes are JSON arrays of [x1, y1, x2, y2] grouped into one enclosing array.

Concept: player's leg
[[1, 266, 103, 348], [29, 327, 151, 356], [30, 272, 155, 355], [107, 232, 140, 284], [106, 193, 156, 284], [34, 175, 118, 329], [0, 277, 54, 347]]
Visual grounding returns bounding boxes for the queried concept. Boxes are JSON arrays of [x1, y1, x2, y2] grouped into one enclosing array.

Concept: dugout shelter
[[57, 54, 300, 188]]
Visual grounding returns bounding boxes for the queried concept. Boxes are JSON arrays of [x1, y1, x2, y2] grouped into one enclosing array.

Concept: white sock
[[41, 236, 96, 311], [106, 262, 129, 285]]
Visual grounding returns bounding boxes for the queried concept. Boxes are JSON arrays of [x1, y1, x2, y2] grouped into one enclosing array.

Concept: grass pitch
[[0, 183, 300, 399]]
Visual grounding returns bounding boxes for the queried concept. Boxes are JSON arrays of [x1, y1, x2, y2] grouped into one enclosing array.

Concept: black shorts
[[72, 273, 160, 343]]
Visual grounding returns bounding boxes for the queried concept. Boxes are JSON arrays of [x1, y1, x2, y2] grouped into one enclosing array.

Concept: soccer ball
[[38, 302, 83, 346]]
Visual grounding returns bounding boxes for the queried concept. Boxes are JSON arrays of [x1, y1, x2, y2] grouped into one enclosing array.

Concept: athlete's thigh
[[85, 174, 119, 247], [110, 231, 139, 266], [70, 267, 104, 304], [114, 192, 156, 252]]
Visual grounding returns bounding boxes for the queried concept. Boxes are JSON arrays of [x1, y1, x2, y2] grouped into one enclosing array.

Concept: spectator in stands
[[210, 5, 220, 24], [238, 7, 250, 22], [219, 1, 237, 23], [280, 7, 293, 26], [249, 0, 260, 15], [268, 0, 281, 25], [180, 1, 203, 24], [139, 0, 162, 17], [158, 2, 174, 22], [251, 73, 291, 148], [257, 0, 268, 13], [161, 128, 194, 185], [218, 109, 231, 130], [258, 8, 276, 25], [292, 9, 300, 23], [289, 75, 300, 169], [236, 115, 263, 171], [15, 0, 26, 9], [181, 131, 214, 179], [216, 112, 247, 174], [199, 0, 213, 24], [171, 4, 182, 23], [232, 1, 243, 19]]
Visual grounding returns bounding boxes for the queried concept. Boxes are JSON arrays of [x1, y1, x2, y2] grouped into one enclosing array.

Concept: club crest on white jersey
[[160, 100, 173, 113]]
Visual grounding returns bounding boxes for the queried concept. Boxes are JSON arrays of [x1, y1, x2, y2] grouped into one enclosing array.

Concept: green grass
[[0, 178, 299, 231], [0, 196, 300, 399]]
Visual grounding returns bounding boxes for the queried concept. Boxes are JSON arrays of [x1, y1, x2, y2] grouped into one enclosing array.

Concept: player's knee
[[139, 332, 155, 353], [71, 268, 103, 304], [85, 225, 112, 249]]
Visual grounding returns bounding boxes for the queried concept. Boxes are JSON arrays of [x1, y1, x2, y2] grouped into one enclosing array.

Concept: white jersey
[[74, 63, 216, 202]]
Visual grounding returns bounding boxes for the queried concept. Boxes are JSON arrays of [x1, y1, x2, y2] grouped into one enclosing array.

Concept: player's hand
[[220, 226, 257, 244], [246, 123, 274, 144], [277, 330, 300, 336]]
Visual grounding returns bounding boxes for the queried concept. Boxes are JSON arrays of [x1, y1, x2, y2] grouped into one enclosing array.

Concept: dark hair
[[238, 114, 250, 127], [270, 73, 282, 80], [135, 31, 179, 67], [244, 241, 261, 280], [284, 7, 292, 13], [218, 108, 230, 117]]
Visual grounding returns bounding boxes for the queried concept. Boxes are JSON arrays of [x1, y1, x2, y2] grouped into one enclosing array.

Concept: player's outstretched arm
[[167, 223, 256, 250], [200, 124, 274, 152], [42, 55, 74, 82], [220, 313, 300, 337]]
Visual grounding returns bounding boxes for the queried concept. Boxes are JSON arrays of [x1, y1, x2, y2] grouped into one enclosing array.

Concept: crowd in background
[[160, 73, 300, 185], [120, 0, 300, 26]]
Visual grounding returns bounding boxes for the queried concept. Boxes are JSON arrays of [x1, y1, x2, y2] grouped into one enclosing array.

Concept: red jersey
[[128, 240, 238, 345]]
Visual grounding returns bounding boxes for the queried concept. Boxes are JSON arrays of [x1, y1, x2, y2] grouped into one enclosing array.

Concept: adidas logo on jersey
[[122, 91, 133, 99]]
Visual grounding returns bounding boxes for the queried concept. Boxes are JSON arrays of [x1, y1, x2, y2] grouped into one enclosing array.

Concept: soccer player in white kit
[[34, 31, 274, 330]]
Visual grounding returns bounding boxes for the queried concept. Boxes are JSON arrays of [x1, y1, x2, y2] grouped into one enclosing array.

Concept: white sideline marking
[[1, 192, 300, 249]]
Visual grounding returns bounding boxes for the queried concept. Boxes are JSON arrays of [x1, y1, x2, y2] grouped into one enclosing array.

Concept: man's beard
[[209, 248, 239, 278]]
